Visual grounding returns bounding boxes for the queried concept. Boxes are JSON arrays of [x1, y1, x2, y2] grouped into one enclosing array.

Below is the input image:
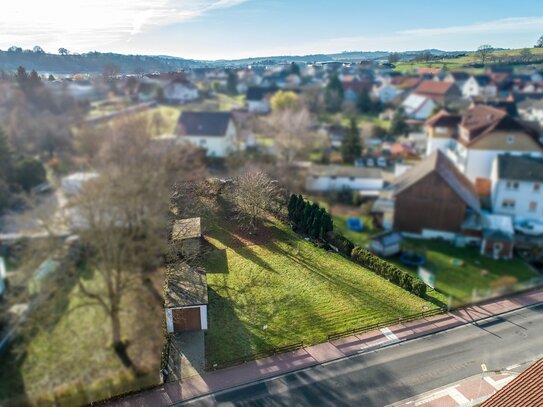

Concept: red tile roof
[[414, 80, 457, 98], [481, 358, 543, 407]]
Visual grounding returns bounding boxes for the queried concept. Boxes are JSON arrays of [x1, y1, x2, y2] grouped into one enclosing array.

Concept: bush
[[325, 231, 354, 256], [351, 246, 427, 298]]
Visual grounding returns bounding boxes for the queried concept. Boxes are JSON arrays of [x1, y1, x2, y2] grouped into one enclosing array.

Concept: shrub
[[325, 231, 354, 256], [351, 245, 427, 298]]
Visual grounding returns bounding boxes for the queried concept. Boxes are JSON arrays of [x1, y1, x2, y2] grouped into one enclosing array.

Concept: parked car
[[515, 221, 543, 236]]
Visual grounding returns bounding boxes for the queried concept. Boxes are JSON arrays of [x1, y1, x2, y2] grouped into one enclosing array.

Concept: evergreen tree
[[537, 34, 543, 48], [15, 158, 46, 192], [15, 66, 28, 87], [290, 62, 300, 76], [325, 74, 344, 112], [390, 109, 409, 137], [320, 212, 334, 239], [226, 70, 238, 95], [310, 209, 324, 238], [0, 128, 13, 182], [287, 194, 298, 220], [301, 203, 313, 232], [357, 88, 373, 114], [294, 195, 305, 224], [341, 117, 362, 164]]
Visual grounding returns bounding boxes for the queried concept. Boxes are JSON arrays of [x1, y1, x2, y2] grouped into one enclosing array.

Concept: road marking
[[484, 376, 514, 390], [380, 327, 399, 341], [506, 363, 520, 370], [448, 388, 470, 405]]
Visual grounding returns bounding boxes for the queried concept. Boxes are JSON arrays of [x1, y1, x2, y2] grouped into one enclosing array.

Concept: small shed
[[369, 231, 402, 257], [171, 218, 201, 258], [164, 262, 208, 333], [480, 215, 514, 260]]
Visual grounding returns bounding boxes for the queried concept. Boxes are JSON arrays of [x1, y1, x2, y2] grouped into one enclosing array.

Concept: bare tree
[[41, 115, 205, 370], [263, 107, 322, 167], [226, 170, 281, 231], [477, 45, 493, 65]]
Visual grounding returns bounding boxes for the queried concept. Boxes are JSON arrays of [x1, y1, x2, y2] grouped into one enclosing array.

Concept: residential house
[[369, 231, 402, 257], [413, 80, 462, 104], [305, 165, 383, 194], [176, 111, 238, 157], [425, 110, 462, 155], [443, 71, 470, 90], [401, 94, 436, 120], [372, 82, 402, 104], [425, 104, 543, 182], [163, 80, 199, 104], [490, 154, 543, 222], [518, 98, 543, 125], [342, 78, 373, 103], [246, 86, 278, 113], [462, 75, 498, 98], [384, 150, 481, 240]]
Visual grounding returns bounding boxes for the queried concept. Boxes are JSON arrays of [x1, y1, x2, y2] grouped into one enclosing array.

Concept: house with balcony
[[425, 105, 543, 184]]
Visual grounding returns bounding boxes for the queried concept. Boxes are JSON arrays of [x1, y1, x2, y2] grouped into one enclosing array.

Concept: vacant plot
[[202, 220, 439, 366], [389, 239, 537, 302]]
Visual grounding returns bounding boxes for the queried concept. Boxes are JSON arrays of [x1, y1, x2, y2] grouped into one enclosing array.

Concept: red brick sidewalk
[[111, 288, 543, 406], [389, 370, 520, 406]]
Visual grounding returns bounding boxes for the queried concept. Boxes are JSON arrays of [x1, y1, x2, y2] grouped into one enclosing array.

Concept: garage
[[172, 307, 202, 331]]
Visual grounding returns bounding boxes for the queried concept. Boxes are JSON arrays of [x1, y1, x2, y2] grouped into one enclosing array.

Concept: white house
[[401, 94, 436, 120], [163, 81, 199, 104], [372, 83, 401, 104], [462, 75, 497, 98], [61, 172, 99, 196], [176, 111, 238, 157], [491, 154, 543, 222], [305, 165, 383, 193]]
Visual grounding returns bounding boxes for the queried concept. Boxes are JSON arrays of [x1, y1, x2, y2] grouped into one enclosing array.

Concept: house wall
[[247, 100, 270, 113], [393, 172, 468, 233], [481, 239, 513, 259], [426, 134, 454, 156], [305, 176, 384, 192], [491, 178, 543, 222]]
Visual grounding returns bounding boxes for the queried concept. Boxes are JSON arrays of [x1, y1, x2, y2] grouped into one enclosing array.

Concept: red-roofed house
[[414, 80, 462, 104]]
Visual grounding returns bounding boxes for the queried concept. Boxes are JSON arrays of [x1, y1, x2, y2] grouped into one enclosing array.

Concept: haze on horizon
[[1, 0, 542, 60]]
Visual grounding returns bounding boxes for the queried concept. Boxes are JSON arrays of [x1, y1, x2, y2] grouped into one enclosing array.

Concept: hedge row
[[351, 246, 426, 297], [325, 231, 355, 256]]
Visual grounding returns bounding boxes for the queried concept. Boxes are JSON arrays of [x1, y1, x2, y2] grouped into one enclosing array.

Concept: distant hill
[[0, 51, 203, 75], [0, 48, 472, 74]]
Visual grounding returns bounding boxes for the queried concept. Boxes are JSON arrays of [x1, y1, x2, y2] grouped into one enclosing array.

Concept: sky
[[1, 0, 542, 60]]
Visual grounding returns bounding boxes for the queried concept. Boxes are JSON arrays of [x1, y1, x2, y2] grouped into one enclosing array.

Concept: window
[[505, 181, 519, 190], [529, 202, 537, 212], [502, 199, 516, 209], [199, 139, 207, 145], [534, 183, 541, 192], [507, 135, 515, 144]]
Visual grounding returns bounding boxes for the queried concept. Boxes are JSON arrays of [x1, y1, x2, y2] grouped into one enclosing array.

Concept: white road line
[[506, 363, 520, 370], [380, 327, 399, 341], [448, 388, 470, 405]]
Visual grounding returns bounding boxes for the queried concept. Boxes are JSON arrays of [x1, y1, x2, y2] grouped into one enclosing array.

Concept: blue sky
[[2, 0, 543, 59]]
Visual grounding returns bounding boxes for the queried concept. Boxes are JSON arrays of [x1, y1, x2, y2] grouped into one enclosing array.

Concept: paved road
[[176, 304, 543, 407]]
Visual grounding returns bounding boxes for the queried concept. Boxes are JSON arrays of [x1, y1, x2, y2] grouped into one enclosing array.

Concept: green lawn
[[0, 269, 162, 404], [388, 239, 536, 302], [394, 47, 543, 73], [202, 220, 440, 366], [332, 213, 378, 247]]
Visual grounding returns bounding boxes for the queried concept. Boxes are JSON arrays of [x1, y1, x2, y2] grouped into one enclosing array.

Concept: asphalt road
[[175, 303, 543, 407]]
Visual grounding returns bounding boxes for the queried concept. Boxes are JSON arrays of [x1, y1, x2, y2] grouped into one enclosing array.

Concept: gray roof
[[172, 218, 201, 241], [177, 111, 232, 137], [164, 262, 208, 308], [392, 151, 480, 212], [497, 155, 543, 183], [308, 164, 382, 179]]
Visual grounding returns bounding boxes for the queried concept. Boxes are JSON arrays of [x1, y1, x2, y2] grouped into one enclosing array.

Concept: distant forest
[[0, 50, 202, 75]]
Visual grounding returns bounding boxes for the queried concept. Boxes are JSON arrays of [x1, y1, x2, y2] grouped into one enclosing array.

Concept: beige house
[[425, 105, 543, 183]]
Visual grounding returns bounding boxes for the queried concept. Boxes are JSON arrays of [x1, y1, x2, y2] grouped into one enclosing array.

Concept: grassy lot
[[388, 239, 537, 302], [394, 47, 543, 73], [332, 213, 378, 248], [202, 219, 440, 366], [0, 269, 162, 404]]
